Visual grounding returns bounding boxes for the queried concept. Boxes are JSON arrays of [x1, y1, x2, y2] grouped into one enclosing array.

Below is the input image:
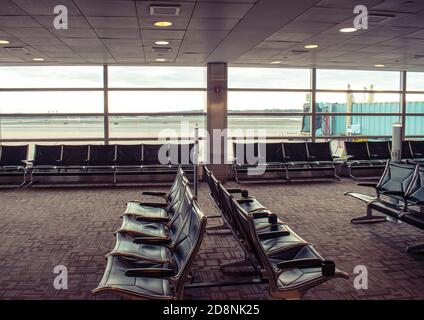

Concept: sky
[[0, 66, 422, 114]]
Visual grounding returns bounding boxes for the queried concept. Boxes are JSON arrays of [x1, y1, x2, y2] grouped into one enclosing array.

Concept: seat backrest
[[203, 166, 218, 205], [143, 144, 166, 165], [405, 165, 424, 205], [410, 140, 424, 159], [173, 199, 207, 298], [233, 142, 259, 165], [217, 183, 244, 237], [168, 182, 191, 241], [172, 197, 207, 299], [376, 161, 417, 196], [307, 142, 333, 162], [283, 142, 308, 162], [61, 145, 88, 166], [0, 145, 28, 166], [88, 145, 116, 166], [344, 141, 370, 161], [367, 141, 390, 160], [402, 141, 413, 160], [33, 145, 62, 166], [168, 143, 195, 165], [259, 142, 284, 163], [116, 144, 142, 166], [167, 168, 186, 202]]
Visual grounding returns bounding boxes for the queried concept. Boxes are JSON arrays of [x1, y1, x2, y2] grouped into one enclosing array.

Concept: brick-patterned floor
[[0, 180, 423, 300]]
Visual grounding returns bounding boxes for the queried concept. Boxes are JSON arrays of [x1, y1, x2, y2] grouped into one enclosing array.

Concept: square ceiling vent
[[150, 5, 181, 16]]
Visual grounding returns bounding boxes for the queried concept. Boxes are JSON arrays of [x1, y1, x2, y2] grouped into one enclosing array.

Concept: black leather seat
[[87, 145, 116, 172], [59, 145, 88, 173], [92, 186, 207, 300], [368, 141, 391, 165], [344, 141, 385, 180], [0, 145, 28, 186], [28, 145, 63, 184]]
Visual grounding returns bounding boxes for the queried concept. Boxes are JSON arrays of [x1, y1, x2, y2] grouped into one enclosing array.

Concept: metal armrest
[[227, 189, 249, 198], [133, 237, 171, 245], [258, 230, 290, 240], [251, 211, 270, 219], [380, 191, 404, 196], [142, 191, 167, 198], [128, 201, 167, 208], [276, 258, 323, 270], [125, 268, 175, 278]]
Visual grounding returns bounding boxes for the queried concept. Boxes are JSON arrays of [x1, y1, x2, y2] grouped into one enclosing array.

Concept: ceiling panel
[[73, 0, 137, 17], [12, 0, 81, 15], [86, 16, 139, 29], [192, 2, 253, 19], [0, 0, 423, 70]]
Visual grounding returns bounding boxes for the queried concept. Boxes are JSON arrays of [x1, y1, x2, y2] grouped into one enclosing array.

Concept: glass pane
[[317, 69, 400, 90], [228, 115, 308, 137], [109, 91, 206, 113], [228, 92, 311, 112], [109, 115, 205, 139], [406, 94, 424, 113], [0, 91, 103, 113], [0, 66, 103, 88], [109, 66, 206, 88], [0, 116, 104, 140], [228, 67, 310, 89], [316, 92, 401, 113], [315, 115, 400, 136], [407, 72, 424, 91], [405, 116, 424, 136]]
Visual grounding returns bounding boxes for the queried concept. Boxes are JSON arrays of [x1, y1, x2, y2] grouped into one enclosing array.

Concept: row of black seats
[[233, 141, 338, 183], [344, 140, 424, 180], [204, 167, 349, 299], [0, 143, 194, 186], [346, 161, 424, 254], [92, 169, 207, 299]]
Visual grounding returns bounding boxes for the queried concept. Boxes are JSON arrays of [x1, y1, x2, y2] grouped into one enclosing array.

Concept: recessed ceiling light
[[339, 27, 357, 33], [155, 58, 166, 62], [304, 44, 319, 49], [270, 61, 282, 64], [155, 40, 170, 45], [374, 64, 385, 67], [153, 21, 173, 27], [32, 58, 45, 61], [0, 40, 10, 45]]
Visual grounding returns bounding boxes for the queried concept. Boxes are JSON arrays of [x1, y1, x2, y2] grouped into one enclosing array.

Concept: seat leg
[[406, 242, 424, 254], [351, 204, 387, 224]]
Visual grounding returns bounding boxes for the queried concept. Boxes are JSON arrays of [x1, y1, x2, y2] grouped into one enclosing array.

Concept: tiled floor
[[0, 179, 423, 300]]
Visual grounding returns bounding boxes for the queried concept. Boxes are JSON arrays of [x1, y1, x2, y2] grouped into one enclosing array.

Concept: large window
[[406, 73, 424, 137], [316, 69, 402, 138], [228, 67, 311, 138], [0, 66, 206, 145]]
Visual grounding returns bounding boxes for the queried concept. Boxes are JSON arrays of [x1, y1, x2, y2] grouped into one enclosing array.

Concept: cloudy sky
[[0, 66, 420, 114]]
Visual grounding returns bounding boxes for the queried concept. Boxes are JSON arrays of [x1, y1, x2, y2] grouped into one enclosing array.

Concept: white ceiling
[[0, 0, 424, 70]]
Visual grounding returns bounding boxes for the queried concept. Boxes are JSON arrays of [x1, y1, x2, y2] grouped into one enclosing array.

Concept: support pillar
[[206, 63, 228, 181]]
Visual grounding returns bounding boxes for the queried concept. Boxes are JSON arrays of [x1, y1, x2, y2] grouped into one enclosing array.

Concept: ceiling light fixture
[[153, 21, 173, 27], [304, 44, 319, 49], [374, 64, 385, 67], [155, 58, 166, 62], [0, 40, 10, 45], [155, 40, 170, 45], [270, 61, 282, 64], [339, 27, 357, 33], [32, 58, 45, 61]]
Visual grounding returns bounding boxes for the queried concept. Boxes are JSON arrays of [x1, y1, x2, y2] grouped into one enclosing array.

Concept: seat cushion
[[117, 215, 167, 238], [125, 202, 168, 220], [93, 255, 172, 299], [109, 233, 170, 262], [237, 198, 265, 213]]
